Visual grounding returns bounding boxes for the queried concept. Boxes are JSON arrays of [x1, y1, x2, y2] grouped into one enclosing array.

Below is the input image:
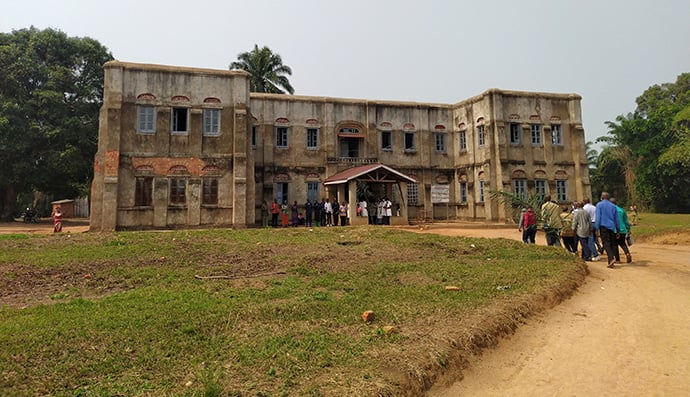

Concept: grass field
[[1, 226, 586, 396], [629, 212, 690, 240]]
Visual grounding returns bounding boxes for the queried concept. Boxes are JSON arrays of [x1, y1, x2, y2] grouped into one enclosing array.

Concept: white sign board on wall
[[431, 184, 450, 204]]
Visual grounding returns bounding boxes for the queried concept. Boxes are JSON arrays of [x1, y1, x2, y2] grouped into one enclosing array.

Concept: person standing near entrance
[[359, 198, 368, 219], [304, 199, 313, 227], [260, 200, 269, 227], [270, 199, 280, 228], [324, 198, 333, 226], [383, 197, 392, 225], [594, 192, 620, 268], [339, 201, 348, 226]]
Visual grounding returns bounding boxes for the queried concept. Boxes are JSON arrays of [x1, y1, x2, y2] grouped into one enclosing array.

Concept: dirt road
[[419, 225, 690, 397]]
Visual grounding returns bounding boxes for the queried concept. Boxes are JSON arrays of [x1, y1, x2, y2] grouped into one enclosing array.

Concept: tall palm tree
[[585, 141, 599, 168], [229, 45, 294, 94], [598, 113, 642, 205]]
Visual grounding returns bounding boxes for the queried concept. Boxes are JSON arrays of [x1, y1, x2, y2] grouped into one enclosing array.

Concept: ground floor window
[[513, 179, 527, 200], [459, 182, 467, 203], [135, 177, 153, 206], [307, 182, 320, 202], [535, 179, 546, 201], [407, 183, 419, 205], [556, 180, 568, 202], [275, 182, 289, 205], [478, 180, 485, 202], [170, 178, 186, 204], [203, 178, 218, 205]]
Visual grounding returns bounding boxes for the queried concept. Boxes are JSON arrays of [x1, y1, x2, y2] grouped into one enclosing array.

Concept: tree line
[[590, 73, 690, 213], [0, 28, 292, 220], [1, 27, 686, 220]]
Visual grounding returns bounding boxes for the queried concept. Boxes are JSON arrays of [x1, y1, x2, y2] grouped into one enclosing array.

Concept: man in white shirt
[[582, 197, 602, 260], [383, 197, 392, 225], [324, 198, 333, 226]]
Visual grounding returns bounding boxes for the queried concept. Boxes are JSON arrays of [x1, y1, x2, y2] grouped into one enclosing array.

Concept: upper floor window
[[435, 133, 447, 153], [276, 127, 289, 148], [202, 178, 218, 205], [202, 109, 220, 136], [381, 130, 392, 151], [306, 128, 319, 149], [251, 126, 257, 148], [459, 131, 467, 151], [477, 125, 485, 147], [170, 178, 186, 205], [137, 105, 156, 133], [530, 124, 542, 145], [404, 131, 416, 151], [551, 124, 563, 145], [171, 107, 189, 134], [510, 123, 521, 144]]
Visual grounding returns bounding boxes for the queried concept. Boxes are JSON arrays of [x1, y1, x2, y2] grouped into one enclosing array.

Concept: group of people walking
[[519, 192, 633, 268]]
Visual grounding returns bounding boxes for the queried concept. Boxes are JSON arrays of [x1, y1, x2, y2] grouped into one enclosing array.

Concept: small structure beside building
[[51, 199, 74, 218]]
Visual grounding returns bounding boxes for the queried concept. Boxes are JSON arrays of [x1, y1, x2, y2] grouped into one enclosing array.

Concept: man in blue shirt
[[594, 192, 620, 268]]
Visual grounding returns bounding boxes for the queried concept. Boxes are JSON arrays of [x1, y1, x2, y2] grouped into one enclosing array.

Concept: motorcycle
[[21, 208, 40, 223]]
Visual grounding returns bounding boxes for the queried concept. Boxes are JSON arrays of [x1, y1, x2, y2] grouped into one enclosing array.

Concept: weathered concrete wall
[[90, 61, 252, 231], [91, 61, 590, 229]]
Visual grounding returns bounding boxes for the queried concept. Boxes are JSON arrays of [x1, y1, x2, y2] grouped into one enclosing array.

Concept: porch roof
[[323, 163, 417, 185]]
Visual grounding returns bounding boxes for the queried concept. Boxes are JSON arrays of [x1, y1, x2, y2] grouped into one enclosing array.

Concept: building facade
[[90, 61, 591, 231]]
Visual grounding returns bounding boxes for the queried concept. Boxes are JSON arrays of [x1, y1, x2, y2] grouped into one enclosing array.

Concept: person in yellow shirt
[[541, 195, 562, 247]]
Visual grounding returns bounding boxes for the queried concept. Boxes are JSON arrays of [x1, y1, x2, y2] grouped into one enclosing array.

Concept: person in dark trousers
[[520, 206, 537, 244], [611, 197, 632, 263], [594, 192, 620, 268], [270, 199, 280, 228]]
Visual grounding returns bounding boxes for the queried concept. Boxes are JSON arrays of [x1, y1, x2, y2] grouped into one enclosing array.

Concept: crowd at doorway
[[260, 196, 400, 228]]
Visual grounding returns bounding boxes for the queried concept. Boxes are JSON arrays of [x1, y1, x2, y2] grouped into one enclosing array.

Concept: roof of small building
[[324, 164, 417, 185]]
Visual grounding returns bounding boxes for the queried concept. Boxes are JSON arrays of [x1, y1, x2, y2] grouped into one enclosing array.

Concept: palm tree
[[598, 113, 643, 205], [585, 141, 598, 169], [229, 45, 295, 94]]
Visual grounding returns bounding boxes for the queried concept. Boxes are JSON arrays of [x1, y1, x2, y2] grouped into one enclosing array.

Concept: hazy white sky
[[2, 0, 689, 145]]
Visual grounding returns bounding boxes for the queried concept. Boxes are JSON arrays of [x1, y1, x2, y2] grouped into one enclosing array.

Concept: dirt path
[[418, 225, 690, 397]]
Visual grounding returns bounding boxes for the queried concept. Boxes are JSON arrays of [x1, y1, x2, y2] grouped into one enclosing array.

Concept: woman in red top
[[521, 206, 537, 244], [270, 199, 280, 228], [53, 207, 63, 233]]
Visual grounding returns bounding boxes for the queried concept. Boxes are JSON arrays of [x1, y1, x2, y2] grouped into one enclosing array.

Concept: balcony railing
[[326, 157, 379, 164]]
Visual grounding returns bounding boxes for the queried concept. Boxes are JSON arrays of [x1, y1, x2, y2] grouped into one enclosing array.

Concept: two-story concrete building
[[90, 61, 591, 231]]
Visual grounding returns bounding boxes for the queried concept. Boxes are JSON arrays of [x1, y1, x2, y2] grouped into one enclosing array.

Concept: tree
[[229, 45, 294, 94], [0, 27, 113, 219], [595, 73, 690, 212]]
